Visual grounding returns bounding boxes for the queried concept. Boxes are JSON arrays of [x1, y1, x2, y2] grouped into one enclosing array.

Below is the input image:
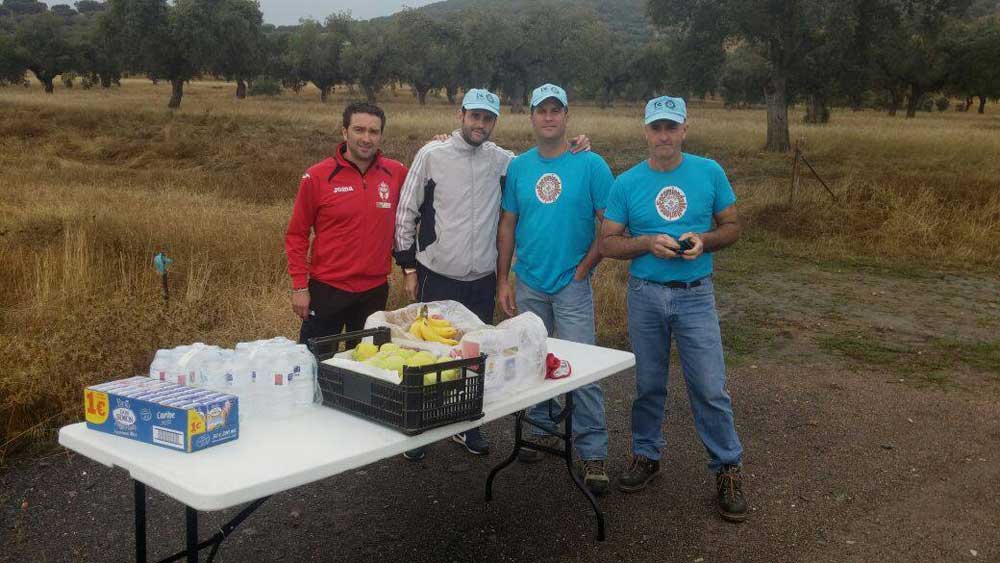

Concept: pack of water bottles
[[148, 337, 319, 422]]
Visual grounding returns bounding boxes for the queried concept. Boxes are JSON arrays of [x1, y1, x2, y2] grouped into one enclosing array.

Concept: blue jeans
[[516, 277, 609, 461], [626, 276, 742, 472]]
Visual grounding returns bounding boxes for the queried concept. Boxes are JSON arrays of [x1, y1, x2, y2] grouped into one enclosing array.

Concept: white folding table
[[59, 338, 635, 562]]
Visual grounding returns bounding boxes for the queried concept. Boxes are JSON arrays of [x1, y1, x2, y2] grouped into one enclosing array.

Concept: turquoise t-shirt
[[502, 148, 614, 294], [604, 153, 737, 283]]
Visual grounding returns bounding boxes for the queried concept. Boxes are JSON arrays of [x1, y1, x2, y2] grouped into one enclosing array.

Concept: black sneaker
[[517, 435, 562, 463], [616, 455, 661, 493], [451, 428, 490, 455], [579, 460, 610, 496], [716, 464, 748, 522], [402, 447, 425, 461]]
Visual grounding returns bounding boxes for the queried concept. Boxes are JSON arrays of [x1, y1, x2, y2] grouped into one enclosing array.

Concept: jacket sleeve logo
[[534, 173, 562, 204], [655, 186, 688, 221]]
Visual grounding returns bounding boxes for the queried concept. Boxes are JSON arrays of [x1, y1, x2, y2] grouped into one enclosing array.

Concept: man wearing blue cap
[[394, 89, 589, 460], [599, 96, 748, 522], [497, 83, 614, 495]]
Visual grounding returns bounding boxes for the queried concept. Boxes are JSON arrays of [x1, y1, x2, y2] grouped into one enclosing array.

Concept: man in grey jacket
[[394, 89, 588, 460]]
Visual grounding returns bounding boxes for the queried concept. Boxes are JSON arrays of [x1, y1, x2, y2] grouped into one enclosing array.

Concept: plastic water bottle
[[290, 344, 317, 409], [263, 347, 295, 419], [149, 349, 172, 381]]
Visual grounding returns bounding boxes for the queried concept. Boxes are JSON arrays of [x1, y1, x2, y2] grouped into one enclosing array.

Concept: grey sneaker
[[517, 435, 562, 463], [579, 460, 610, 496]]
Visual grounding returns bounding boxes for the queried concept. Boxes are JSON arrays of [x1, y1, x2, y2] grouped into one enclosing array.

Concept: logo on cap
[[535, 173, 562, 204], [655, 186, 687, 221]]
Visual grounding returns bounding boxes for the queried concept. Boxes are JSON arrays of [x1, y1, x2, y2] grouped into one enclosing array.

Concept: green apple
[[409, 351, 436, 367], [382, 355, 404, 374], [354, 342, 378, 361], [379, 342, 401, 354]]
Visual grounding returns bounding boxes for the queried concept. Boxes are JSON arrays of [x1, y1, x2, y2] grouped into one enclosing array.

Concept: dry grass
[[1, 77, 998, 460]]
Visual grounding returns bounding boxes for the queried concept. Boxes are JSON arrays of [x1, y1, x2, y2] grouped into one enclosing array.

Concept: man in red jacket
[[286, 102, 409, 344]]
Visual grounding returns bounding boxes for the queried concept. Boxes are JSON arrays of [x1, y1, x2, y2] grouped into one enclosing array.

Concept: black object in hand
[[675, 238, 694, 254]]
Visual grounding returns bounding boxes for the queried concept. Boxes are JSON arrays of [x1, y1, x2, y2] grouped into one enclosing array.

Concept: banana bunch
[[408, 305, 459, 346]]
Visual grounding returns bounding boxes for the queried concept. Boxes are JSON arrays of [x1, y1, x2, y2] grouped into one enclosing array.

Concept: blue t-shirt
[[502, 148, 614, 294], [604, 154, 736, 283]]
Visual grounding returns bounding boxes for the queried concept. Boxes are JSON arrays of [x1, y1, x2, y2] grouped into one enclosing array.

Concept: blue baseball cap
[[530, 83, 568, 109], [644, 96, 687, 125], [462, 88, 501, 116]]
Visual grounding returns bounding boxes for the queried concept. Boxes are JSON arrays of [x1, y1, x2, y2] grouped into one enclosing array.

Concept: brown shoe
[[616, 455, 661, 493], [579, 460, 610, 495], [716, 464, 748, 522], [517, 435, 562, 463]]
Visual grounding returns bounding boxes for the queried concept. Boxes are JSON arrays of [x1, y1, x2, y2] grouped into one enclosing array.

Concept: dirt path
[[3, 262, 998, 563]]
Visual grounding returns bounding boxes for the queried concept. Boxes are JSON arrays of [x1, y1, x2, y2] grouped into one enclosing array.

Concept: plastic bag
[[365, 300, 489, 356], [460, 312, 548, 403]]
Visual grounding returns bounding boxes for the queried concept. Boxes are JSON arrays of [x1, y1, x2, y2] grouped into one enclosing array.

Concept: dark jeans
[[299, 279, 389, 346], [416, 264, 496, 324]]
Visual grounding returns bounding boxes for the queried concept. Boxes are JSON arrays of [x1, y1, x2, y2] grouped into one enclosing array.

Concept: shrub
[[935, 96, 951, 112], [249, 77, 282, 97]]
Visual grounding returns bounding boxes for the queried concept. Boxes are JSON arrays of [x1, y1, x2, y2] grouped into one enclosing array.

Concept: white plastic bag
[[365, 300, 489, 356], [461, 312, 548, 403]]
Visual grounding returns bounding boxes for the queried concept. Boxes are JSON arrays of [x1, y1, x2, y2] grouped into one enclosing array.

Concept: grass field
[[1, 78, 998, 461]]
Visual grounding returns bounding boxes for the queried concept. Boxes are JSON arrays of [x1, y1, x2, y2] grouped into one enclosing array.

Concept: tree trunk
[[599, 83, 613, 109], [416, 86, 428, 105], [168, 78, 183, 109], [887, 89, 899, 116], [319, 86, 329, 103], [763, 75, 790, 152], [961, 95, 973, 112], [31, 69, 55, 93], [978, 94, 987, 114], [905, 84, 923, 118], [100, 73, 112, 88], [364, 85, 377, 104], [804, 94, 830, 124], [445, 84, 457, 104], [509, 82, 525, 114], [236, 79, 247, 99]]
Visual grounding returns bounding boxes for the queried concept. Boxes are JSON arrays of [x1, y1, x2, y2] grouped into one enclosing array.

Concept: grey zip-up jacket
[[394, 131, 514, 281]]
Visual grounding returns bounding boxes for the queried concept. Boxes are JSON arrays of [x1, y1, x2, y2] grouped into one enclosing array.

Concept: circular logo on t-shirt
[[655, 186, 688, 221], [535, 173, 562, 204]]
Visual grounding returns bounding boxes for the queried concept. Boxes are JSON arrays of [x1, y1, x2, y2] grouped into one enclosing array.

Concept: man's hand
[[573, 263, 590, 281], [648, 234, 683, 259], [404, 271, 418, 302], [569, 134, 591, 153], [498, 282, 517, 317], [291, 291, 310, 321], [679, 233, 704, 259], [431, 133, 449, 142]]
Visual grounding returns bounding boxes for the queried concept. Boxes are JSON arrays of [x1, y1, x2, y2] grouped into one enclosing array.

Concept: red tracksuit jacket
[[285, 143, 408, 293]]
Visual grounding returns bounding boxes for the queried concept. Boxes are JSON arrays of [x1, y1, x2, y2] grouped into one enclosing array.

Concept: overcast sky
[[258, 0, 440, 25], [39, 1, 442, 25]]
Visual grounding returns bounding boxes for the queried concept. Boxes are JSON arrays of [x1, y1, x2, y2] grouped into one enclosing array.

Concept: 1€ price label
[[84, 389, 110, 424]]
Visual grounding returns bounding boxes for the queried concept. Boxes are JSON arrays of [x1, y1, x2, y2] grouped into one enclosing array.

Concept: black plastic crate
[[308, 327, 486, 435]]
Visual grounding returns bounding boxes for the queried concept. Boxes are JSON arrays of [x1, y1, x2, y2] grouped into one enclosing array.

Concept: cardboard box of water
[[84, 376, 240, 453]]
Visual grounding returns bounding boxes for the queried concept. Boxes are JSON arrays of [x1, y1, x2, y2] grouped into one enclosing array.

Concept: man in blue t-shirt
[[599, 96, 748, 522], [497, 83, 614, 495]]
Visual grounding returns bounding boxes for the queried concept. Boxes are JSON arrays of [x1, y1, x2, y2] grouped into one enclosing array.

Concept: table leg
[[560, 393, 606, 541], [484, 393, 607, 541], [186, 507, 198, 563], [135, 480, 147, 563], [485, 411, 525, 501]]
